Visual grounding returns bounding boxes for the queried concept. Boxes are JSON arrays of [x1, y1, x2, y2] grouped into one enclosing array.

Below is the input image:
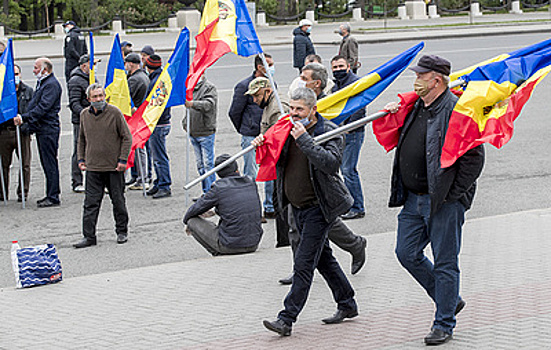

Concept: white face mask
[[34, 70, 44, 80], [267, 65, 275, 77], [14, 76, 20, 85], [64, 27, 70, 34], [297, 79, 307, 89]]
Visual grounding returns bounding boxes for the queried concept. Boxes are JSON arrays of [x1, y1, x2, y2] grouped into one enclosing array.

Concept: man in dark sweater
[[183, 154, 263, 256], [73, 84, 132, 249]]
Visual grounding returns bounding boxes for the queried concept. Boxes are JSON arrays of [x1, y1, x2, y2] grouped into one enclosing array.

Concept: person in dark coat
[[68, 54, 96, 193], [384, 55, 485, 346], [0, 64, 33, 202], [292, 19, 315, 73], [63, 21, 87, 85], [183, 154, 263, 256], [14, 57, 62, 208]]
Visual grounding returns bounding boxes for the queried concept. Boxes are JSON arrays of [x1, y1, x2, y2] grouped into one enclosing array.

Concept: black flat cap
[[409, 55, 451, 76]]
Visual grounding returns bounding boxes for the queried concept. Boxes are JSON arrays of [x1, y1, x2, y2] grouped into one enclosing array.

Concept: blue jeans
[[395, 192, 465, 334], [190, 134, 216, 193], [341, 131, 365, 214], [278, 205, 357, 324], [149, 125, 172, 191], [240, 135, 257, 179], [264, 180, 274, 213]]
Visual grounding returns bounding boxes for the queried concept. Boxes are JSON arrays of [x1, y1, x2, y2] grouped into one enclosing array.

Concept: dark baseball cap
[[141, 45, 155, 56], [124, 53, 141, 64], [62, 20, 76, 27], [215, 154, 238, 178], [409, 55, 451, 76], [120, 41, 133, 48]]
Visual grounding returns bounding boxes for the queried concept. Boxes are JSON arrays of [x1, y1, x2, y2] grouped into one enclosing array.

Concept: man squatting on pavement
[[73, 84, 132, 249], [183, 154, 263, 256], [385, 55, 485, 345], [253, 87, 359, 336]]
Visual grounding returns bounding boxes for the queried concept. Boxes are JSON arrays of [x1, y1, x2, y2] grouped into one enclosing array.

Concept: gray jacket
[[183, 79, 217, 137], [339, 35, 359, 69]]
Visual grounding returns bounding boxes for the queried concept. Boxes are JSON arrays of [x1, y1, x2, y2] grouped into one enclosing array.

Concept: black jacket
[[147, 68, 171, 125], [389, 89, 485, 214], [276, 115, 352, 223], [64, 27, 88, 79], [127, 69, 150, 108], [68, 67, 92, 125], [22, 74, 62, 134], [228, 72, 263, 137], [183, 173, 263, 248], [293, 27, 315, 70], [332, 70, 365, 132]]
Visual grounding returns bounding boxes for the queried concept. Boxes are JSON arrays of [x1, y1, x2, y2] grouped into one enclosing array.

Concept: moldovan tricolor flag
[[126, 28, 190, 168], [318, 42, 424, 125], [105, 34, 133, 119], [89, 32, 95, 85], [185, 0, 262, 100], [0, 39, 18, 124], [255, 116, 293, 182]]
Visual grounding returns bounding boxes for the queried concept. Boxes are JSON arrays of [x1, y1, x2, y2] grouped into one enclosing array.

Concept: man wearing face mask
[[14, 57, 62, 208], [253, 88, 359, 336], [331, 55, 366, 220], [288, 54, 334, 99], [0, 64, 33, 202], [62, 21, 87, 86], [293, 19, 315, 73], [384, 55, 485, 345], [338, 23, 359, 74], [74, 84, 132, 248]]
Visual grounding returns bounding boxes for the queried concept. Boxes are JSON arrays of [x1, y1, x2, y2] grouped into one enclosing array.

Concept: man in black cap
[[63, 20, 87, 85], [140, 45, 155, 66], [384, 55, 485, 345], [120, 41, 133, 59], [183, 154, 263, 256]]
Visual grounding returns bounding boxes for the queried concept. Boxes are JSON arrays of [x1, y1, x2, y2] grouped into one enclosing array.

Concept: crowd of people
[[0, 20, 486, 346]]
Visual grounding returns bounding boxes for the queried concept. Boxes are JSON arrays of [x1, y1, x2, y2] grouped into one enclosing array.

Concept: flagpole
[[0, 157, 6, 206], [16, 125, 25, 209], [259, 53, 285, 116], [137, 149, 147, 197], [185, 106, 191, 208]]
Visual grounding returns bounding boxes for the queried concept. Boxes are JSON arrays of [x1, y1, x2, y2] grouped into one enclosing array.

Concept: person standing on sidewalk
[[143, 54, 172, 199], [183, 76, 218, 194], [228, 53, 274, 179], [293, 19, 315, 73], [384, 55, 485, 345], [331, 55, 365, 220], [183, 154, 263, 256], [74, 84, 132, 248], [254, 88, 359, 336], [338, 23, 360, 74], [62, 21, 87, 86], [0, 64, 33, 202]]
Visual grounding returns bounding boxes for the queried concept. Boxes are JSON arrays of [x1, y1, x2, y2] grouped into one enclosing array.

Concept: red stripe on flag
[[255, 116, 293, 182], [126, 100, 152, 168], [441, 78, 540, 168], [186, 18, 231, 101]]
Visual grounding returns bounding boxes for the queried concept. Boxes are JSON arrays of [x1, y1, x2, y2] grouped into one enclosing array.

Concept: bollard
[[112, 17, 125, 35], [398, 4, 409, 20], [177, 8, 201, 34], [54, 19, 65, 39], [167, 13, 180, 32], [0, 25, 6, 42], [352, 6, 363, 21], [257, 10, 267, 27], [510, 0, 523, 14], [405, 0, 428, 19], [428, 3, 440, 18], [470, 1, 483, 17], [305, 8, 316, 24]]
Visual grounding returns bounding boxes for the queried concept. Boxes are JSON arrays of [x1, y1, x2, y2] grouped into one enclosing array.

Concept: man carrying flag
[[383, 55, 485, 345]]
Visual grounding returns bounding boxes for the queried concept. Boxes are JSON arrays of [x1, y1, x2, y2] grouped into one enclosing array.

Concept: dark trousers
[[0, 127, 31, 200], [278, 205, 357, 324], [71, 124, 83, 188], [83, 171, 128, 239], [187, 217, 258, 256], [36, 131, 60, 202]]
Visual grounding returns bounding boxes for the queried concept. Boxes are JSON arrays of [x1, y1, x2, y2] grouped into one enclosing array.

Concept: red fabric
[[372, 91, 419, 152], [125, 100, 151, 168], [441, 77, 540, 167], [255, 116, 293, 182], [185, 18, 231, 101]]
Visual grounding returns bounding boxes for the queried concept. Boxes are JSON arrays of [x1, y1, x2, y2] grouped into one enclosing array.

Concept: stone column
[[0, 25, 6, 42], [428, 3, 440, 18], [167, 13, 180, 32], [405, 0, 428, 19], [470, 1, 483, 17], [305, 7, 316, 24], [112, 16, 124, 35], [177, 8, 201, 34], [510, 0, 523, 14], [54, 19, 65, 40], [352, 5, 363, 21], [257, 9, 268, 27], [398, 3, 409, 20]]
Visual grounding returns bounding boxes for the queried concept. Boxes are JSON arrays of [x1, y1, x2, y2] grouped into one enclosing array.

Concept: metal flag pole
[[0, 157, 6, 206], [259, 52, 285, 116], [136, 148, 147, 197], [184, 106, 191, 208], [16, 125, 25, 209]]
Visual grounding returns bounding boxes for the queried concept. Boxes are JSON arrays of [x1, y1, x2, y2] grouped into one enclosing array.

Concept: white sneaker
[[73, 185, 85, 193]]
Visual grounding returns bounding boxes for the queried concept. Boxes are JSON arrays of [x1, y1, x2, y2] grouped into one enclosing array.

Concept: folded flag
[[317, 42, 424, 125], [127, 28, 190, 168], [89, 32, 95, 85], [255, 116, 293, 182], [0, 38, 17, 124], [186, 0, 262, 100], [105, 34, 133, 119]]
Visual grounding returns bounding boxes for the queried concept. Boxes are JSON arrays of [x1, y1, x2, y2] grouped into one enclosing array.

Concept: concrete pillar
[[54, 20, 65, 40], [0, 26, 6, 42], [405, 0, 428, 20], [177, 8, 201, 34], [352, 6, 363, 21], [167, 13, 180, 32], [305, 9, 316, 24], [257, 10, 267, 27], [510, 0, 523, 14], [398, 4, 409, 20], [470, 2, 483, 17], [246, 1, 256, 23], [428, 4, 440, 18], [112, 17, 124, 35]]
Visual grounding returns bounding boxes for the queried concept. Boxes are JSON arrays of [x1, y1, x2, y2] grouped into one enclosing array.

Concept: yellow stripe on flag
[[0, 64, 5, 102], [105, 68, 132, 117], [143, 64, 173, 132], [200, 0, 238, 54]]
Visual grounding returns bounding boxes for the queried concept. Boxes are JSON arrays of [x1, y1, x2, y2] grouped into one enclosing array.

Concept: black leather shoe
[[341, 211, 365, 220], [455, 298, 466, 315], [125, 177, 137, 186], [146, 186, 159, 196], [263, 319, 292, 336], [74, 238, 97, 249], [278, 274, 293, 285], [117, 234, 128, 244], [263, 211, 276, 219], [152, 189, 171, 199], [351, 236, 367, 275], [37, 198, 60, 208], [322, 308, 359, 324], [424, 328, 452, 345]]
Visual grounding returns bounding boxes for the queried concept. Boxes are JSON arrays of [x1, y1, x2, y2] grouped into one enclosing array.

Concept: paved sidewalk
[[1, 208, 549, 349]]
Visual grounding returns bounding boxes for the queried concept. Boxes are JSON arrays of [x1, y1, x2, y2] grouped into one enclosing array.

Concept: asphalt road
[[1, 32, 550, 288]]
